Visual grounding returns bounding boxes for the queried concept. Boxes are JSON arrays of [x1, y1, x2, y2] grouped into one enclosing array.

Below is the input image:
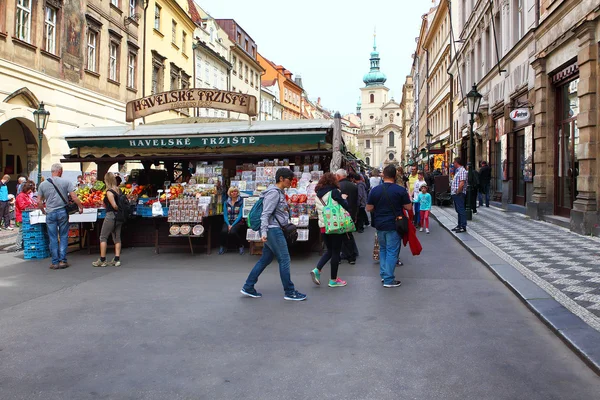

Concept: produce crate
[[22, 230, 49, 240], [21, 223, 45, 233], [136, 206, 152, 217], [24, 248, 50, 260]]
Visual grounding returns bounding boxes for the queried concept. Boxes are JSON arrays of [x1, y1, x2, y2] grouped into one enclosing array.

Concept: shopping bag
[[321, 194, 356, 235]]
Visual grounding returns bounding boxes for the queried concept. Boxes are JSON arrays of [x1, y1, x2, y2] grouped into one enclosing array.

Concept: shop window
[[44, 5, 57, 54], [16, 0, 32, 42]]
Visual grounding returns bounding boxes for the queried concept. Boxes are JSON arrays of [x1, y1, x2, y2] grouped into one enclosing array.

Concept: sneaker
[[240, 288, 262, 298], [397, 260, 403, 266], [239, 246, 245, 255], [383, 280, 402, 288], [110, 258, 121, 267], [49, 264, 59, 270], [284, 291, 307, 301], [426, 229, 430, 234], [457, 227, 467, 233], [451, 226, 460, 232], [58, 261, 70, 269], [92, 259, 108, 267], [419, 227, 423, 232], [310, 268, 321, 285], [328, 278, 347, 287], [349, 260, 356, 265], [6, 226, 14, 230], [218, 246, 226, 255]]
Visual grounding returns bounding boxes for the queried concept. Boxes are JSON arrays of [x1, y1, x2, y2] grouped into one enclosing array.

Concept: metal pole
[[466, 116, 475, 220], [37, 129, 43, 185]]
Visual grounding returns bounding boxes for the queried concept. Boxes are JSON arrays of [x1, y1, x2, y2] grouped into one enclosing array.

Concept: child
[[412, 171, 426, 227], [418, 185, 432, 234]]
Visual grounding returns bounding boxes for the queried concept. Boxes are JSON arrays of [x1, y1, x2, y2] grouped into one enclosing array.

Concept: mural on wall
[[523, 126, 533, 182], [61, 0, 85, 82]]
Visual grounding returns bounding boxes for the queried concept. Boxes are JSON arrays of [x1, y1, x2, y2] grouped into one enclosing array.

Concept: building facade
[[216, 19, 263, 120], [260, 78, 282, 121], [356, 36, 403, 168], [257, 53, 303, 120], [0, 0, 142, 183]]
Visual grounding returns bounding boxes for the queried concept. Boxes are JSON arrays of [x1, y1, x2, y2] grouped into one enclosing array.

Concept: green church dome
[[363, 35, 386, 87]]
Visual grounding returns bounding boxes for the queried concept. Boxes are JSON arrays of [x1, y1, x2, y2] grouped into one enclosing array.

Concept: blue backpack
[[247, 198, 264, 231]]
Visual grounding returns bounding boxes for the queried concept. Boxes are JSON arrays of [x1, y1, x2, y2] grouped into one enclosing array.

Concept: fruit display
[[76, 185, 105, 208]]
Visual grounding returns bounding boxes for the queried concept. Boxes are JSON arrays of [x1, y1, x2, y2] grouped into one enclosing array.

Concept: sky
[[198, 0, 431, 115]]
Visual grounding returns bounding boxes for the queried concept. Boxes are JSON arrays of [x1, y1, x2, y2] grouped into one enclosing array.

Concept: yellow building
[[142, 0, 196, 123]]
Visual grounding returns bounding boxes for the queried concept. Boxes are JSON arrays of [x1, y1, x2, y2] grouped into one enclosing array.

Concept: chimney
[[317, 97, 321, 105]]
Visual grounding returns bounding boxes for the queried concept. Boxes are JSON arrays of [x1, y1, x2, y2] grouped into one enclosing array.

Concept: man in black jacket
[[478, 161, 492, 208], [336, 169, 359, 264]]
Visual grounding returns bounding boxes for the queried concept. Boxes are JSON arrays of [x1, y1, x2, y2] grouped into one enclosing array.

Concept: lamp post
[[465, 84, 482, 220], [33, 102, 50, 185], [425, 129, 433, 172]]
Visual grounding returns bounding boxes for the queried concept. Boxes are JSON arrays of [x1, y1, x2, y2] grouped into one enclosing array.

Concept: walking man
[[354, 173, 368, 232], [38, 163, 84, 269], [0, 175, 13, 230], [16, 176, 26, 194], [337, 169, 359, 264], [478, 161, 491, 208], [366, 165, 412, 288], [241, 168, 306, 301], [451, 158, 468, 233]]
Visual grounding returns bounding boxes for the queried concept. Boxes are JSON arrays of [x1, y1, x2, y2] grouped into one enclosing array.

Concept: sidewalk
[[0, 226, 17, 252], [432, 204, 600, 372]]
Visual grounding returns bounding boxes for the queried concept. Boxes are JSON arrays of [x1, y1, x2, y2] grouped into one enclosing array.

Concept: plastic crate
[[136, 206, 152, 217], [163, 207, 169, 217], [21, 222, 44, 232], [97, 209, 106, 219], [22, 230, 49, 240], [24, 248, 50, 260]]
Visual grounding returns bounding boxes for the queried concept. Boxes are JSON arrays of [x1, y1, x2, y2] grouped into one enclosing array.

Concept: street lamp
[[425, 129, 433, 171], [33, 102, 50, 185], [465, 84, 482, 220]]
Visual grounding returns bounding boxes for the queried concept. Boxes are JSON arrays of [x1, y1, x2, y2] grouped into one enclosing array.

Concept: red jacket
[[15, 192, 35, 223], [402, 209, 422, 256]]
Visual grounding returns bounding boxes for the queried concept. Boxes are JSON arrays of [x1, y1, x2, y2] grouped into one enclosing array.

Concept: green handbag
[[320, 192, 356, 234]]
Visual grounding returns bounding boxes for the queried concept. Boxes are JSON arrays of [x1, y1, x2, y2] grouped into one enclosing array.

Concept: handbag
[[47, 178, 79, 215], [319, 192, 356, 234], [382, 184, 409, 237], [272, 190, 298, 245]]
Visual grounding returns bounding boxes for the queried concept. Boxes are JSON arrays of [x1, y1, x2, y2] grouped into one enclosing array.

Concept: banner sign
[[126, 89, 258, 122], [67, 133, 326, 149], [509, 108, 530, 122]]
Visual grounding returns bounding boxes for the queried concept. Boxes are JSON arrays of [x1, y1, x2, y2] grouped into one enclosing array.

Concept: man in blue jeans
[[366, 165, 412, 288], [241, 168, 306, 301], [37, 163, 83, 270], [451, 158, 468, 233]]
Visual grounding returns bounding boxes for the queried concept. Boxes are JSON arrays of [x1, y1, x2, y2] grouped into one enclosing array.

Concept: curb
[[431, 208, 600, 376]]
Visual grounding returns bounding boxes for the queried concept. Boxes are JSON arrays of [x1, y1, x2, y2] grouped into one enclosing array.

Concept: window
[[87, 30, 98, 72], [170, 70, 179, 90], [389, 131, 394, 147], [210, 27, 214, 42], [152, 65, 159, 93], [182, 31, 187, 53], [236, 32, 241, 44], [111, 0, 119, 7], [244, 65, 248, 82], [127, 52, 136, 88], [389, 153, 394, 161], [251, 46, 256, 58], [232, 56, 237, 74], [44, 6, 57, 54], [171, 20, 177, 44], [515, 0, 524, 42], [109, 42, 119, 81], [244, 39, 249, 52], [366, 139, 371, 149], [250, 69, 254, 87], [154, 4, 161, 31], [151, 52, 165, 94], [16, 0, 32, 42], [129, 0, 136, 17], [181, 73, 190, 90], [370, 94, 374, 103], [365, 157, 370, 165]]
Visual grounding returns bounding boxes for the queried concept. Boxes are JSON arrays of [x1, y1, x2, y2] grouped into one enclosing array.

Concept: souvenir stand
[[61, 118, 338, 255]]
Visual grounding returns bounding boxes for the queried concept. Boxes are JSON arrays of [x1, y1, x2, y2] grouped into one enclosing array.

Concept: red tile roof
[[187, 0, 202, 25]]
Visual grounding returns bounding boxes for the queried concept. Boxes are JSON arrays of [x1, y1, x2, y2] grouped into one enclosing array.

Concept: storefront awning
[[63, 119, 334, 159]]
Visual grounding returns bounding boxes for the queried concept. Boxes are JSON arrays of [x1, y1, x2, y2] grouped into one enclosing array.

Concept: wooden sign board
[[126, 89, 257, 122]]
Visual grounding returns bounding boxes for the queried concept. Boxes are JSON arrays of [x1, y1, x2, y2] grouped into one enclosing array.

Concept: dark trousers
[[340, 232, 359, 262], [452, 193, 467, 228], [220, 222, 246, 248], [356, 207, 369, 230], [0, 200, 10, 227], [478, 183, 490, 207], [316, 233, 344, 280]]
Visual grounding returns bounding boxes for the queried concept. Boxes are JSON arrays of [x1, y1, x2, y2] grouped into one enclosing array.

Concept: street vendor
[[219, 186, 246, 255]]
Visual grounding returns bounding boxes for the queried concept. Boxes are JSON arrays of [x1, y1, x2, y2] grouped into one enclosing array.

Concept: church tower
[[360, 33, 390, 130]]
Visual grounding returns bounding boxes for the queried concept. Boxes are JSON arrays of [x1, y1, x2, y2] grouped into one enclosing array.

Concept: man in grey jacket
[[241, 168, 306, 301]]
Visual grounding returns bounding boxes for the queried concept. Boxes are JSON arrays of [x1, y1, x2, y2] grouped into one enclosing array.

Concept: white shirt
[[369, 177, 381, 189]]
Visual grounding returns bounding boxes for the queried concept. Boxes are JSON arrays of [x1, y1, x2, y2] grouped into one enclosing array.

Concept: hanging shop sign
[[509, 108, 530, 122], [126, 89, 258, 122], [66, 133, 326, 149]]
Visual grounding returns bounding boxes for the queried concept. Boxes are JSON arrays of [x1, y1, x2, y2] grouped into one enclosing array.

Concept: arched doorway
[[0, 117, 41, 192]]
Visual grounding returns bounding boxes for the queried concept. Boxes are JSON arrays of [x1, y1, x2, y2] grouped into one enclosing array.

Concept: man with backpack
[[241, 168, 306, 301]]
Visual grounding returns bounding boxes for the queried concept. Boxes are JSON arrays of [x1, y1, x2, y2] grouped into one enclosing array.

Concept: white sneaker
[[6, 226, 14, 230], [419, 227, 423, 232], [426, 229, 430, 234]]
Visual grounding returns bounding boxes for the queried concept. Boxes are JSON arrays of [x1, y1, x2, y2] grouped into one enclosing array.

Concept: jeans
[[243, 228, 295, 295], [316, 233, 344, 280], [377, 230, 401, 285], [452, 193, 467, 229], [478, 183, 490, 207], [46, 208, 69, 265], [413, 202, 421, 226]]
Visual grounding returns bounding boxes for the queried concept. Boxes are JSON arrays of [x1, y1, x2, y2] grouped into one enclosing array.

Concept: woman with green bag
[[310, 173, 353, 288]]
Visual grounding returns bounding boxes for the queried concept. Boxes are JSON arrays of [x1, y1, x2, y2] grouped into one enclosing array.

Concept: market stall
[[60, 119, 337, 255]]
